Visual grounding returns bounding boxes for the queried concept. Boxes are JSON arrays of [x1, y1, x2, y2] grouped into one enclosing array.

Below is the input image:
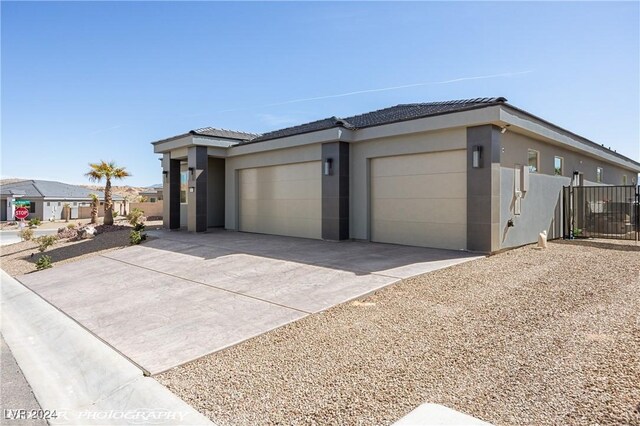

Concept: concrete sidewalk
[[1, 270, 212, 425]]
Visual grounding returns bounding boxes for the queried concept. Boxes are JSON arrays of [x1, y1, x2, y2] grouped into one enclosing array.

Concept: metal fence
[[563, 185, 639, 241]]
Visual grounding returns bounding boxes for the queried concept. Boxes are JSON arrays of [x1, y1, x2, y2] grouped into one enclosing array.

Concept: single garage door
[[371, 150, 466, 250], [239, 161, 322, 239]]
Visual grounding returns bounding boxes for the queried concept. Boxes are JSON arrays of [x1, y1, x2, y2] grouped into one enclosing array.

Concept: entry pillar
[[187, 146, 208, 232], [322, 142, 349, 240], [162, 153, 181, 229]]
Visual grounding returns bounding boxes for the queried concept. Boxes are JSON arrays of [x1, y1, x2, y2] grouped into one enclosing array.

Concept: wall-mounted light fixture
[[162, 170, 169, 181], [188, 167, 195, 179], [472, 145, 483, 168], [324, 158, 333, 176]]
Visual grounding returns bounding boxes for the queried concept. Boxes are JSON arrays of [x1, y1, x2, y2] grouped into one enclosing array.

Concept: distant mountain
[[148, 183, 163, 188], [81, 185, 149, 200], [0, 178, 28, 185]]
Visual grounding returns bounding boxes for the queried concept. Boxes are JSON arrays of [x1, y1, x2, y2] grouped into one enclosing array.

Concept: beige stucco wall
[[129, 202, 163, 218], [349, 127, 467, 240], [501, 130, 636, 185]]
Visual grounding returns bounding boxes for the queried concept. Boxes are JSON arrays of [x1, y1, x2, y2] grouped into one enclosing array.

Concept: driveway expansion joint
[[99, 253, 313, 315]]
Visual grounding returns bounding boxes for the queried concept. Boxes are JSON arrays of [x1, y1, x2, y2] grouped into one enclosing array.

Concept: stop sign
[[15, 207, 29, 220]]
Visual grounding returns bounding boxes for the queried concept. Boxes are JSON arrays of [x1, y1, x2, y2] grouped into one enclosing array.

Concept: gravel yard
[[0, 220, 162, 276], [158, 239, 640, 426]]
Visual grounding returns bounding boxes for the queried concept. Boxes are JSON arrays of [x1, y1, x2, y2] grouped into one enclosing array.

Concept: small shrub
[[127, 208, 145, 227], [19, 228, 34, 241], [129, 229, 147, 245], [37, 235, 57, 252], [112, 210, 119, 219], [35, 255, 53, 270], [67, 223, 76, 229], [28, 218, 41, 227], [133, 222, 146, 232]]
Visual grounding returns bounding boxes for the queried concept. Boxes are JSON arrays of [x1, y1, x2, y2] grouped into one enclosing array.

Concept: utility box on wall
[[521, 165, 530, 193]]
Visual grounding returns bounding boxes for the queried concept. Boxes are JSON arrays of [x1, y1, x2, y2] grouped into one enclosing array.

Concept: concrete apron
[[0, 271, 212, 426], [394, 403, 493, 426]]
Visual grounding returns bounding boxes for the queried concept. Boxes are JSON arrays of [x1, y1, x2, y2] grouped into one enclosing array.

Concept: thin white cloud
[[257, 113, 302, 128], [214, 70, 535, 114]]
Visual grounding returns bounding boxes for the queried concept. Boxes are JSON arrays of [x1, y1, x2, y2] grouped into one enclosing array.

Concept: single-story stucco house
[[0, 180, 124, 222], [139, 186, 163, 203], [151, 97, 640, 253]]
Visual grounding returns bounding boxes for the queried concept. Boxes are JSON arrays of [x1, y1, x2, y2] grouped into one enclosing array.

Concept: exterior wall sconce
[[162, 170, 169, 181], [188, 167, 195, 179], [472, 145, 483, 168], [324, 158, 333, 176]]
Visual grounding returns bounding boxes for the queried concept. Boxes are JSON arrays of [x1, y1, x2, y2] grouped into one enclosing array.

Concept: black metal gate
[[563, 185, 639, 240]]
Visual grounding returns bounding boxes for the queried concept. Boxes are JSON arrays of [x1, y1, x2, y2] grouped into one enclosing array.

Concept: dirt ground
[[158, 239, 640, 426], [0, 220, 162, 276]]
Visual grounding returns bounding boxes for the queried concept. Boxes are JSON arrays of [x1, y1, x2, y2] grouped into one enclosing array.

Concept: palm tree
[[89, 194, 99, 224], [85, 161, 130, 226]]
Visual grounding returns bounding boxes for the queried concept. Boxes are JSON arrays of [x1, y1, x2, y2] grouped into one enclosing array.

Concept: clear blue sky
[[2, 1, 638, 186]]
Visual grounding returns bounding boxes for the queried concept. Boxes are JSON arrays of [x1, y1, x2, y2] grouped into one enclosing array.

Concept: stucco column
[[162, 153, 181, 229], [322, 142, 349, 240], [467, 125, 501, 253], [187, 146, 208, 232]]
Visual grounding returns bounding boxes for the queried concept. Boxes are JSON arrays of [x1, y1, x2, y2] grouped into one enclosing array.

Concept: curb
[[1, 270, 213, 425]]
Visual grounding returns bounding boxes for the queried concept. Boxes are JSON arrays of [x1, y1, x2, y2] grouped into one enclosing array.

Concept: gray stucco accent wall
[[321, 142, 349, 240], [162, 153, 180, 229], [207, 157, 225, 227], [187, 146, 208, 232], [467, 125, 501, 253]]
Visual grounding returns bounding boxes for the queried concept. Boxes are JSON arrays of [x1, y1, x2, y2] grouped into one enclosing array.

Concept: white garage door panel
[[239, 161, 321, 239], [371, 150, 466, 250]]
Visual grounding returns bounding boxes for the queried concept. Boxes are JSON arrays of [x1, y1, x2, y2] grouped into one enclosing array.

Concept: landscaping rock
[[77, 226, 96, 239]]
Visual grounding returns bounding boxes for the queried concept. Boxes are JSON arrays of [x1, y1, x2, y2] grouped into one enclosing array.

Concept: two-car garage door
[[238, 161, 322, 239], [237, 151, 466, 249], [370, 150, 467, 250]]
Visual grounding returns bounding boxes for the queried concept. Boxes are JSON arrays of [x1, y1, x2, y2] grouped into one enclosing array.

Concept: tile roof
[[250, 97, 507, 142], [190, 127, 259, 141], [0, 180, 123, 200]]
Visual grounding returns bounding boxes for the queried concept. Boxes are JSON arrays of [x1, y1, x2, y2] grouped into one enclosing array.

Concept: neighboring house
[[0, 180, 124, 222], [139, 187, 163, 203], [151, 97, 640, 253]]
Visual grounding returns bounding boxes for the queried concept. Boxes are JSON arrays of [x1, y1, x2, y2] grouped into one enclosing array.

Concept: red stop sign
[[15, 207, 29, 220]]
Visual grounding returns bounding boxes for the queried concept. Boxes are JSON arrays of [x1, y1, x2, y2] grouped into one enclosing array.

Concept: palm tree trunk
[[91, 198, 98, 224], [104, 178, 113, 226]]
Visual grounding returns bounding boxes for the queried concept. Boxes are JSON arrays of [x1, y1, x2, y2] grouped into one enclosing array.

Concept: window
[[528, 149, 539, 173], [596, 167, 603, 183], [554, 156, 563, 176], [29, 201, 36, 213], [47, 202, 50, 206], [622, 175, 627, 185], [150, 197, 156, 203], [180, 170, 189, 203]]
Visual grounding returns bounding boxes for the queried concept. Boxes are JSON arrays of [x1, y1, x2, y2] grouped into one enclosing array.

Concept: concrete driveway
[[17, 229, 481, 375]]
